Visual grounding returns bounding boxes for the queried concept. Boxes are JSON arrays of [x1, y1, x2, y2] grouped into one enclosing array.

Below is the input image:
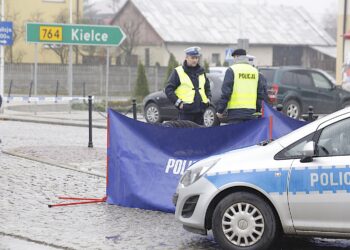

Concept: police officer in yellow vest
[[165, 47, 211, 125], [216, 49, 268, 124]]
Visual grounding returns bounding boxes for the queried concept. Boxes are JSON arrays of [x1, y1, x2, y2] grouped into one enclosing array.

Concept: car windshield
[[259, 69, 276, 84]]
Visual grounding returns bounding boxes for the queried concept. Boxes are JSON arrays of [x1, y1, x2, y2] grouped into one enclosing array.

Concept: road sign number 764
[[39, 26, 62, 42]]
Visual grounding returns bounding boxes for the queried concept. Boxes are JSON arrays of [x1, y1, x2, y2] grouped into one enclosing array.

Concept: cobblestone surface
[[1, 120, 350, 249], [4, 146, 106, 176], [0, 121, 220, 250]]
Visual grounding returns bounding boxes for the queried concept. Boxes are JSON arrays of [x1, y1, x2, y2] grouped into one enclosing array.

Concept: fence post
[[55, 80, 59, 103], [155, 65, 158, 91], [7, 80, 13, 103], [88, 95, 93, 148], [99, 65, 103, 96], [307, 106, 316, 122], [128, 66, 132, 92], [83, 81, 86, 98], [132, 99, 137, 120], [276, 104, 283, 112], [28, 80, 33, 103]]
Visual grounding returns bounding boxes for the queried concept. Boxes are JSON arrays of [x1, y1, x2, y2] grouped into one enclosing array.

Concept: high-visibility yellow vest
[[227, 64, 259, 109], [174, 66, 208, 104]]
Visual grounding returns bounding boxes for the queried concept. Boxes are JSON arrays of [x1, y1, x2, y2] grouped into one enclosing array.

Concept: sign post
[[26, 23, 126, 103], [0, 20, 13, 111]]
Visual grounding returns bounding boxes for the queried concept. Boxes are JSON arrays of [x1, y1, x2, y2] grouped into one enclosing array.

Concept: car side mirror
[[300, 141, 315, 163]]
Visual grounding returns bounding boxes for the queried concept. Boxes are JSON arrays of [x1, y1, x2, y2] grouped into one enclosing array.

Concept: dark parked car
[[260, 66, 350, 119], [143, 73, 224, 127]]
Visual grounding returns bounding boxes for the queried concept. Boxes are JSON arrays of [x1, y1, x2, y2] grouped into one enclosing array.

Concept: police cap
[[232, 49, 247, 57], [184, 46, 201, 57]]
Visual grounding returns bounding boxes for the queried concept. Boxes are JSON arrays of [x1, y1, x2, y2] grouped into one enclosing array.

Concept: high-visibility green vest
[[227, 64, 259, 109], [174, 66, 208, 104]]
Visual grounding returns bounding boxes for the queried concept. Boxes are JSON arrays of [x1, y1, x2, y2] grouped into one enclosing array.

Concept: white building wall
[[133, 43, 274, 67], [248, 47, 273, 66], [133, 45, 170, 66], [165, 44, 274, 67]]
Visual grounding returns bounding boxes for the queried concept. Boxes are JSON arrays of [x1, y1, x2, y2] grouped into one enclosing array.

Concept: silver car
[[174, 107, 350, 250]]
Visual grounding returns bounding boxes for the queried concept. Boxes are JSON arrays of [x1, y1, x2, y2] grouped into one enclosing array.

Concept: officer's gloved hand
[[175, 99, 183, 110], [216, 112, 224, 119]]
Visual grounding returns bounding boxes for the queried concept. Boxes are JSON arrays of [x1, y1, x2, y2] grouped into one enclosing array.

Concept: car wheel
[[212, 192, 278, 250], [203, 106, 220, 127], [144, 103, 162, 124], [283, 99, 301, 119]]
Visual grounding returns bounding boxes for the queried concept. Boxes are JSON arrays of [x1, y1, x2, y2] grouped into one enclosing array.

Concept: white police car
[[174, 107, 350, 250]]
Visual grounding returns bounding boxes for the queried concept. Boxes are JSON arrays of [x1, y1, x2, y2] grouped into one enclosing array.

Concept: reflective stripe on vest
[[174, 66, 208, 104], [227, 64, 259, 109]]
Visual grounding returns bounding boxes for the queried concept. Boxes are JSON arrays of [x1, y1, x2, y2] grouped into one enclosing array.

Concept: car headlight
[[179, 158, 220, 187]]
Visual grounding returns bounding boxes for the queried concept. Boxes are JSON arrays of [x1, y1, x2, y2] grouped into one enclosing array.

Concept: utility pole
[[68, 0, 73, 96], [75, 0, 79, 64], [0, 0, 4, 107]]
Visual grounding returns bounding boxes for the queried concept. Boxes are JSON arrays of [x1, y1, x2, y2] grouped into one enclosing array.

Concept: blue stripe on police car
[[205, 168, 289, 194], [289, 165, 350, 194], [206, 165, 350, 195]]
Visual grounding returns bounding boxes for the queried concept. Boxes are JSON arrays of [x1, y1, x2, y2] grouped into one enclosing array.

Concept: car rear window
[[281, 71, 296, 86], [295, 72, 314, 88], [259, 69, 276, 84], [280, 70, 314, 88]]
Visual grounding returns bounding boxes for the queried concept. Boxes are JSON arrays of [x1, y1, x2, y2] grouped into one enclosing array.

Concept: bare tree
[[79, 1, 100, 64], [108, 0, 123, 13], [119, 18, 143, 65], [83, 0, 99, 23], [29, 11, 44, 23], [5, 9, 25, 63], [322, 4, 337, 40], [45, 9, 70, 64]]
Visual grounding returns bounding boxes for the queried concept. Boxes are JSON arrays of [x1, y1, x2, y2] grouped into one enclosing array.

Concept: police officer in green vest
[[216, 49, 267, 124], [165, 47, 211, 125]]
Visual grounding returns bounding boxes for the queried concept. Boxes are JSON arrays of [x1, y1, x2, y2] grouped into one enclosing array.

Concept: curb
[[0, 115, 107, 129], [2, 149, 106, 178]]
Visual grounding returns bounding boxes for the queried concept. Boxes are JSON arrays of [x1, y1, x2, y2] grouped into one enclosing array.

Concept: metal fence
[[4, 64, 168, 98]]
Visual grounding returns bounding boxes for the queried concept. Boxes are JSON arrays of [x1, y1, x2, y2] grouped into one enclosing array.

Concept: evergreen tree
[[134, 62, 150, 100], [203, 60, 209, 73], [164, 53, 179, 87]]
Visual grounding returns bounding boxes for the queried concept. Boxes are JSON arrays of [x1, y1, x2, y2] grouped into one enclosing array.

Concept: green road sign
[[26, 23, 126, 46]]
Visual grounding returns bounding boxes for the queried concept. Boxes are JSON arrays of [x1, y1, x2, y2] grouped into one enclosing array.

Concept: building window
[[116, 55, 122, 66], [212, 53, 221, 66], [130, 55, 138, 66], [145, 48, 150, 67]]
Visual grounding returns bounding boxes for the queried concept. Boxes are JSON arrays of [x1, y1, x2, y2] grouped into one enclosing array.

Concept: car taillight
[[268, 83, 279, 104]]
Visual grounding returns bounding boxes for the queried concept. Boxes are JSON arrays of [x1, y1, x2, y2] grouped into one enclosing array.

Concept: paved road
[[1, 120, 350, 249]]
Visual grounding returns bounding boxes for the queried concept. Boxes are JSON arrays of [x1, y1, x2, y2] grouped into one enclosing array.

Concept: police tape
[[4, 96, 94, 103]]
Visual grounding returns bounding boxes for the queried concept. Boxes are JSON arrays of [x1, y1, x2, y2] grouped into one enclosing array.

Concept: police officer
[[216, 49, 267, 124], [165, 47, 211, 125]]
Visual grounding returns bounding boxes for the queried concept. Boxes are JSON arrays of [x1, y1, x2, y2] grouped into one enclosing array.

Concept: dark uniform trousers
[[178, 111, 204, 125]]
